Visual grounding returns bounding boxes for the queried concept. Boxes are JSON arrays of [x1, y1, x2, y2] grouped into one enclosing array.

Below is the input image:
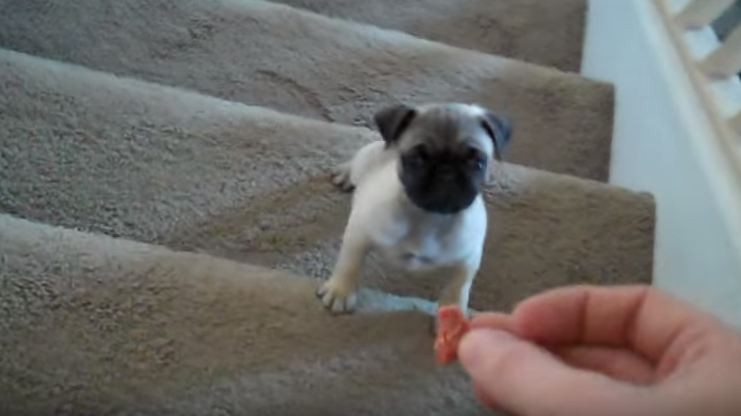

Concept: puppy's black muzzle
[[400, 162, 481, 214]]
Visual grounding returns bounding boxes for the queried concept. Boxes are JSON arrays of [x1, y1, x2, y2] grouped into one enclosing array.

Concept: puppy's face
[[374, 103, 512, 214]]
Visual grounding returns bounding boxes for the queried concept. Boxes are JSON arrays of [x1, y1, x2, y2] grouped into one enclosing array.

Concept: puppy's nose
[[437, 164, 456, 179]]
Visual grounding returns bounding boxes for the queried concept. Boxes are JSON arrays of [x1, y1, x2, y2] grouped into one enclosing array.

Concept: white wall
[[582, 0, 741, 326]]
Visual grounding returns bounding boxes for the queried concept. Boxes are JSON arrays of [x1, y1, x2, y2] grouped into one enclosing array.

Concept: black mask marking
[[399, 145, 486, 214]]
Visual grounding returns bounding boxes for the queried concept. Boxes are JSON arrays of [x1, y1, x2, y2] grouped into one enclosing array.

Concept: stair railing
[[655, 0, 741, 176]]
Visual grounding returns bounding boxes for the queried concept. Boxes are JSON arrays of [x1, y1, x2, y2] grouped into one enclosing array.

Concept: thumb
[[459, 329, 652, 416]]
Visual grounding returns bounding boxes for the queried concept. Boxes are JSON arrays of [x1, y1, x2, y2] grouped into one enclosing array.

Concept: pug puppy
[[316, 102, 512, 315]]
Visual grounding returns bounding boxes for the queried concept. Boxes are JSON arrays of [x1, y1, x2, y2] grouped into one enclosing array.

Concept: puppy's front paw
[[331, 162, 354, 192], [316, 278, 357, 314]]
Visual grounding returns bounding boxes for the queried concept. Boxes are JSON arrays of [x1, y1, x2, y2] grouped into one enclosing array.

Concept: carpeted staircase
[[0, 1, 655, 414]]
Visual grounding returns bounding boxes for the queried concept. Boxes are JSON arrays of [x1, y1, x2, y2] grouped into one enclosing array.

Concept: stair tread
[[0, 50, 654, 312], [0, 0, 613, 180], [0, 214, 481, 415], [270, 0, 587, 71]]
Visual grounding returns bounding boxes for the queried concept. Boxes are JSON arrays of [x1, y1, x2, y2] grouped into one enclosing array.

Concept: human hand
[[458, 285, 741, 416]]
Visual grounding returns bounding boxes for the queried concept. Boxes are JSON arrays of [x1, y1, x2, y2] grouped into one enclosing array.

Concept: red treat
[[434, 305, 471, 364]]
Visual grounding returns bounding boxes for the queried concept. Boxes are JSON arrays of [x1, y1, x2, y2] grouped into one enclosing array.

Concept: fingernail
[[459, 329, 515, 369]]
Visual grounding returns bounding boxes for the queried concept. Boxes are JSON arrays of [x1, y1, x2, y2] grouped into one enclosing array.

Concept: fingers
[[553, 345, 655, 384], [511, 285, 716, 362], [459, 329, 648, 416], [469, 312, 656, 383], [472, 382, 497, 409], [470, 312, 513, 331]]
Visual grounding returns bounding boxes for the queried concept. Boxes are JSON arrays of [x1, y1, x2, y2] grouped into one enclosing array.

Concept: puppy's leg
[[438, 262, 478, 315], [332, 161, 354, 192], [316, 223, 370, 314], [430, 262, 478, 334], [332, 141, 387, 192]]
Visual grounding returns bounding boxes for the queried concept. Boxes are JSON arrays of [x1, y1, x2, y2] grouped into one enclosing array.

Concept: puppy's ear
[[480, 112, 512, 161], [374, 104, 417, 147]]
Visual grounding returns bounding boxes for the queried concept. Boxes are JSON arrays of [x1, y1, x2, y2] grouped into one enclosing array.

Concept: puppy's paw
[[316, 278, 357, 314], [331, 162, 354, 192]]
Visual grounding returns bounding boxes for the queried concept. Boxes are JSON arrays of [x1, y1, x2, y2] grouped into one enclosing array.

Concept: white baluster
[[701, 23, 741, 78], [676, 0, 736, 29]]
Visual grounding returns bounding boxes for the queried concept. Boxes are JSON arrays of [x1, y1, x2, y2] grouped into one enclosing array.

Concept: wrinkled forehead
[[400, 105, 494, 156]]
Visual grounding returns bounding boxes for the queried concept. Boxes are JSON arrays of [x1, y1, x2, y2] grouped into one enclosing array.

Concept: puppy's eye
[[474, 158, 486, 170], [466, 149, 486, 171], [415, 145, 429, 158], [407, 145, 429, 165]]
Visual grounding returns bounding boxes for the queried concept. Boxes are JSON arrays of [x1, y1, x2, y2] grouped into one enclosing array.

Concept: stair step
[[0, 214, 480, 415], [0, 0, 613, 181], [269, 0, 587, 72], [0, 50, 655, 312]]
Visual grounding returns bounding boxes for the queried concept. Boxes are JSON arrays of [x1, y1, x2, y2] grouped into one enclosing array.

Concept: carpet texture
[[0, 215, 485, 416], [269, 0, 588, 71], [0, 0, 613, 181], [0, 0, 658, 413], [0, 50, 655, 313]]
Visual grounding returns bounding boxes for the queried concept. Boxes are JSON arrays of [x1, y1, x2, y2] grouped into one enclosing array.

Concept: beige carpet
[[0, 215, 478, 416], [0, 0, 613, 181], [271, 0, 588, 71], [0, 50, 654, 313], [0, 1, 656, 414]]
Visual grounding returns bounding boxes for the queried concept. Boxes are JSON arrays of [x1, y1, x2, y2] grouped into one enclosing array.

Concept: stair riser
[[0, 0, 614, 180], [270, 0, 588, 72]]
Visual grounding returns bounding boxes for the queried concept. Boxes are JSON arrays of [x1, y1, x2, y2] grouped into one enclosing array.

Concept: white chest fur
[[350, 159, 487, 271]]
